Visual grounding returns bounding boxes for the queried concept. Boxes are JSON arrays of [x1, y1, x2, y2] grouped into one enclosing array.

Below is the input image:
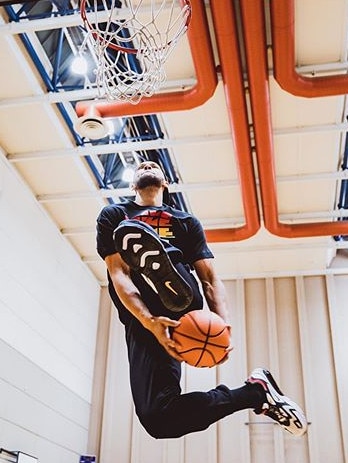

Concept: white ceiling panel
[[210, 231, 334, 277], [172, 140, 237, 183], [187, 186, 243, 222], [270, 79, 345, 128], [44, 198, 103, 229], [295, 0, 348, 64], [274, 132, 341, 176], [163, 83, 231, 137], [0, 33, 43, 97], [67, 233, 99, 258], [0, 104, 72, 152], [162, 34, 194, 79], [277, 179, 337, 214], [13, 157, 99, 194]]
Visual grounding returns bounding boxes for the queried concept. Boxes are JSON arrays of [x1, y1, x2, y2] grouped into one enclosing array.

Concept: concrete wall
[[0, 154, 100, 462]]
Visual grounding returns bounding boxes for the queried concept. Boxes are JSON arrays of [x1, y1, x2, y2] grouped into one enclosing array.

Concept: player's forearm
[[202, 278, 230, 324], [111, 272, 155, 329], [193, 259, 231, 324], [105, 254, 155, 329]]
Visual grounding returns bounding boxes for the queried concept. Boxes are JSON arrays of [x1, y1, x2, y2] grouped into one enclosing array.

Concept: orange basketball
[[172, 310, 230, 367]]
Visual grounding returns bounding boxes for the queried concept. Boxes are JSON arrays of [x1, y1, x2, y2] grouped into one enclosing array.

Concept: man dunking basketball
[[96, 161, 308, 438]]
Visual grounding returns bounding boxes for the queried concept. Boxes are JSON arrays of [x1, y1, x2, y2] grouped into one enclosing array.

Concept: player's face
[[136, 161, 164, 175], [133, 161, 166, 190]]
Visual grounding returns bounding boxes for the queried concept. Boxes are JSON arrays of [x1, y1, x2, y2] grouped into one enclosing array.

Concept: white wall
[[97, 274, 348, 463], [0, 153, 100, 462]]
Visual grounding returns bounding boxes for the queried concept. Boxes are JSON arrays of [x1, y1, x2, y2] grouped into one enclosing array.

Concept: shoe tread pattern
[[114, 221, 193, 312]]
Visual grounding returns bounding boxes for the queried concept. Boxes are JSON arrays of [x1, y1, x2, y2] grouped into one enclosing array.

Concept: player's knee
[[139, 410, 181, 439], [139, 413, 168, 439]]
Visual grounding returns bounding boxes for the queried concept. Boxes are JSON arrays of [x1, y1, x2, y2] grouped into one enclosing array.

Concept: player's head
[[132, 161, 168, 192]]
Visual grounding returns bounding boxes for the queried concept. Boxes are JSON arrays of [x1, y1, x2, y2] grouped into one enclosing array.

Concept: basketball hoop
[[79, 0, 192, 104]]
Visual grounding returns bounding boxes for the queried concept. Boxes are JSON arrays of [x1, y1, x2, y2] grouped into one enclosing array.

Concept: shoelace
[[263, 404, 290, 425]]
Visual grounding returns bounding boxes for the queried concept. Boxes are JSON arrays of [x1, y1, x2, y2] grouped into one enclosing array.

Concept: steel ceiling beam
[[35, 170, 348, 202], [7, 133, 232, 161]]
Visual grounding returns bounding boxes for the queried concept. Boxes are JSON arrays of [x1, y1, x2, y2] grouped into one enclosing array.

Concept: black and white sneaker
[[246, 368, 307, 436], [113, 220, 193, 312]]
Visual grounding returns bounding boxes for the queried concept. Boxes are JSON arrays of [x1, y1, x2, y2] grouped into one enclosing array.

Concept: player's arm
[[105, 252, 182, 361], [193, 258, 231, 326], [185, 216, 230, 323], [193, 258, 233, 361]]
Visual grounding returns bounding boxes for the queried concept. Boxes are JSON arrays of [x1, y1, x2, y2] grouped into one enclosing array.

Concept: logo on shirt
[[133, 210, 175, 239]]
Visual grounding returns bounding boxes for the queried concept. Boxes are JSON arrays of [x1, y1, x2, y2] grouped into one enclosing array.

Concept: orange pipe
[[76, 0, 217, 118], [76, 0, 260, 242], [240, 0, 348, 238], [206, 0, 260, 241], [270, 0, 348, 97]]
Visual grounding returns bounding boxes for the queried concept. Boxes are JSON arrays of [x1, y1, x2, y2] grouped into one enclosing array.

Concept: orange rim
[[80, 0, 192, 54]]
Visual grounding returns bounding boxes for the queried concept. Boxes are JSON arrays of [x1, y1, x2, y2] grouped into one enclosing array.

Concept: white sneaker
[[246, 368, 307, 436]]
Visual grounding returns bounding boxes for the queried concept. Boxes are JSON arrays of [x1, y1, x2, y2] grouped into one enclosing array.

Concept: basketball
[[171, 310, 230, 368]]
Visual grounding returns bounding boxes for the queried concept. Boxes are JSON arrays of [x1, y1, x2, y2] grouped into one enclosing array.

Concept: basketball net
[[79, 0, 191, 104]]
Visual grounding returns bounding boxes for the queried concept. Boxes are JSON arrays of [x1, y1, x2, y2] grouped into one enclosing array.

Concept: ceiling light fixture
[[71, 55, 88, 75], [120, 153, 139, 182], [122, 166, 135, 182]]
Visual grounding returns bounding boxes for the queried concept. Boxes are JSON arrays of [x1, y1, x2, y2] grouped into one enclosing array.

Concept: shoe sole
[[247, 368, 308, 437], [114, 221, 193, 312]]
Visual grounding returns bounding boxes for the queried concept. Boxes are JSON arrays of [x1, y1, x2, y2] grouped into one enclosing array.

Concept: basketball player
[[96, 161, 307, 438]]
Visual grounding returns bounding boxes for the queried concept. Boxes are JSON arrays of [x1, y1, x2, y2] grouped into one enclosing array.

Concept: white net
[[80, 0, 191, 104]]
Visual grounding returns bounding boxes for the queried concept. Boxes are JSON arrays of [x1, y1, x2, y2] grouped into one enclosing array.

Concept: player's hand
[[146, 316, 184, 362], [215, 345, 234, 366]]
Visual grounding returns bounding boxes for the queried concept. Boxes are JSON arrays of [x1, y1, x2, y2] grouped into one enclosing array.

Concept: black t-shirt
[[96, 200, 213, 263], [96, 200, 214, 324]]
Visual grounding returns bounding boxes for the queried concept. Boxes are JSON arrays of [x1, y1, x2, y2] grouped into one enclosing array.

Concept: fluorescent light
[[122, 166, 135, 182], [71, 56, 88, 75]]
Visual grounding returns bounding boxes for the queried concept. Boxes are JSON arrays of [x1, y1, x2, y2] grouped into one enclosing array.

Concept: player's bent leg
[[138, 382, 267, 439], [114, 219, 193, 312], [143, 370, 308, 439], [246, 368, 308, 436], [126, 320, 267, 439]]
